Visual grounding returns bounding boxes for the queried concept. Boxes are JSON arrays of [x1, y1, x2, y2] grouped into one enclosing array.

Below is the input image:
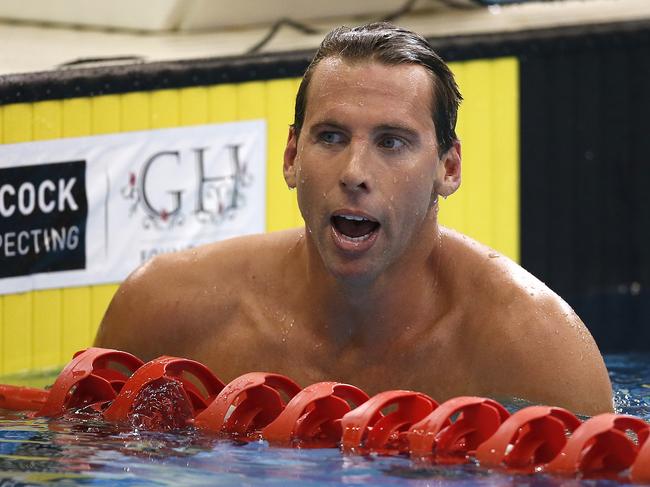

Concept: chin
[[325, 261, 382, 287]]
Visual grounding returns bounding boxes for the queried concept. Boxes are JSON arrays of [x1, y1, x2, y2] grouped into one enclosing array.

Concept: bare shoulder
[[441, 227, 613, 415], [94, 229, 302, 360]]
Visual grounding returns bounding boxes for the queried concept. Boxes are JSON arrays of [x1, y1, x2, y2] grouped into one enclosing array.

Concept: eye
[[379, 136, 406, 151], [318, 131, 345, 145]]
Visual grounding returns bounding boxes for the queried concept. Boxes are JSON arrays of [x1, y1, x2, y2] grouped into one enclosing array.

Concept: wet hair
[[293, 22, 462, 154]]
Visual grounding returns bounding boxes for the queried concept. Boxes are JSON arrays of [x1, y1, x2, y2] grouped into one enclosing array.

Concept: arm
[[94, 255, 179, 361], [483, 292, 613, 416]]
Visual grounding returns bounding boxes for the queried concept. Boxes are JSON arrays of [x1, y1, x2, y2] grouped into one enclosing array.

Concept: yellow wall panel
[[439, 61, 466, 232], [90, 284, 118, 338], [208, 84, 237, 123], [121, 92, 150, 131], [439, 58, 519, 262], [2, 103, 33, 143], [180, 87, 209, 126], [31, 101, 64, 370], [491, 58, 519, 262], [3, 293, 32, 374], [34, 101, 62, 139], [61, 97, 93, 361], [461, 60, 494, 247], [32, 290, 62, 369], [90, 95, 121, 341], [0, 294, 2, 375], [61, 288, 91, 360], [236, 82, 265, 120], [62, 98, 91, 138], [265, 79, 302, 232], [2, 104, 34, 374], [0, 106, 4, 374], [92, 95, 121, 135], [0, 106, 2, 375], [0, 295, 2, 375], [151, 90, 180, 129]]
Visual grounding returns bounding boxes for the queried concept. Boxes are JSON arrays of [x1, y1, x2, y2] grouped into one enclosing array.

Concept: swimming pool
[[1, 353, 649, 486]]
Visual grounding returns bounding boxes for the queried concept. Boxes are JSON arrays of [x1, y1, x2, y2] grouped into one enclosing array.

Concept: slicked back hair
[[293, 22, 462, 155]]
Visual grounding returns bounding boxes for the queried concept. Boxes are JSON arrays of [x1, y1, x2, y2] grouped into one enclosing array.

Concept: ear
[[434, 140, 461, 198], [283, 126, 298, 189]]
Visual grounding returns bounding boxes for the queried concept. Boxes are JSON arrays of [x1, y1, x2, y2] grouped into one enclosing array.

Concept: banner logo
[[0, 160, 88, 278], [121, 145, 252, 230]]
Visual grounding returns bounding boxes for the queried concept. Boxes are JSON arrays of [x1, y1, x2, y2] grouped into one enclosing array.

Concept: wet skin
[[95, 59, 613, 415]]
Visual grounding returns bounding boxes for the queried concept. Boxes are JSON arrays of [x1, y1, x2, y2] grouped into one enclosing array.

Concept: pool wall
[[0, 19, 647, 377]]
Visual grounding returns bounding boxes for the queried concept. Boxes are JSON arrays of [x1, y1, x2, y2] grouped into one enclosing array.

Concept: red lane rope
[[0, 347, 648, 483]]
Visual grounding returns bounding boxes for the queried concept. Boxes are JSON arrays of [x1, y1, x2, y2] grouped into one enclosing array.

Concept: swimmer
[[94, 22, 613, 415]]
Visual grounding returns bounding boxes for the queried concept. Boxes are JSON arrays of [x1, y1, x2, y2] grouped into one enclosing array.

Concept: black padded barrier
[[0, 20, 648, 105], [520, 23, 650, 351]]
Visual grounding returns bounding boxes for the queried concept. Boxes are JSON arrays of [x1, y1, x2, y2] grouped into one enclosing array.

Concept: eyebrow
[[374, 124, 420, 141], [309, 120, 420, 141], [309, 120, 348, 133]]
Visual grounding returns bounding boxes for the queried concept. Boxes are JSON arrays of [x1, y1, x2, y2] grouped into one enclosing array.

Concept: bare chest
[[185, 299, 481, 403]]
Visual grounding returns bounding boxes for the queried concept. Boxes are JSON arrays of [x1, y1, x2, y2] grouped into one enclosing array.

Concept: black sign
[[0, 160, 87, 278]]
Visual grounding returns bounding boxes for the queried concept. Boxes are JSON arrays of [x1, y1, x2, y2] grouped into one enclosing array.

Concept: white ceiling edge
[[0, 0, 446, 32], [0, 0, 648, 77]]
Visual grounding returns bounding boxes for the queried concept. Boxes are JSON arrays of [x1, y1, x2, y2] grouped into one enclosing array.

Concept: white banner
[[0, 120, 266, 295]]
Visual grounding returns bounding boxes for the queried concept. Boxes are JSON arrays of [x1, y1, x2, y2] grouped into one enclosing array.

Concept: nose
[[339, 141, 370, 192]]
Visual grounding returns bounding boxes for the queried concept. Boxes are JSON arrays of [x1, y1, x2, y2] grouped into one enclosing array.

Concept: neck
[[296, 215, 447, 348]]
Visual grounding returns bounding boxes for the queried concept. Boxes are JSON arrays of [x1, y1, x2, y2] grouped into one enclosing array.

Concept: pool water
[[1, 354, 649, 486]]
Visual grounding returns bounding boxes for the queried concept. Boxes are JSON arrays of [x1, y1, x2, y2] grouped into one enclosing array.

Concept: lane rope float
[[0, 347, 648, 483]]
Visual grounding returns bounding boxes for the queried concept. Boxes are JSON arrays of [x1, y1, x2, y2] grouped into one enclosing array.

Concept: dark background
[[519, 32, 650, 351]]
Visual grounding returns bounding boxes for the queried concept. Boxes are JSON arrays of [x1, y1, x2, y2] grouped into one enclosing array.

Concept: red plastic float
[[475, 405, 581, 473], [2, 348, 650, 483], [408, 396, 510, 463], [0, 347, 143, 416], [193, 372, 301, 436], [545, 413, 649, 479], [103, 355, 224, 429], [340, 390, 437, 454], [263, 381, 369, 448], [0, 384, 49, 411]]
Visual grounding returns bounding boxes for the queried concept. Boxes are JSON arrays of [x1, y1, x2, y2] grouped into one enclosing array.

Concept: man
[[95, 23, 613, 415]]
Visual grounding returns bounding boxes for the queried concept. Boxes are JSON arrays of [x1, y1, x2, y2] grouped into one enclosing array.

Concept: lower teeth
[[341, 232, 372, 242]]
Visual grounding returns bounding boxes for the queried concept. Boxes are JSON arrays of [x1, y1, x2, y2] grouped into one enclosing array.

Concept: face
[[284, 58, 460, 284]]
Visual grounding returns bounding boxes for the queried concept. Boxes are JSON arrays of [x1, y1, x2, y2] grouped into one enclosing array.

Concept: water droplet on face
[[488, 252, 500, 259]]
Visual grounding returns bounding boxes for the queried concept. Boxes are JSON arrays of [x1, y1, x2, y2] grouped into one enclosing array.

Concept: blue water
[[1, 354, 649, 486]]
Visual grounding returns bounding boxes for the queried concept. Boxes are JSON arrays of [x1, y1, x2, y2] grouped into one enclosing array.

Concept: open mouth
[[331, 214, 380, 241]]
